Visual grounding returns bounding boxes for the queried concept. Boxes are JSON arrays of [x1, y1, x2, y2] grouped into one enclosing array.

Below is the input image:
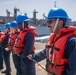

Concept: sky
[[0, 0, 76, 21]]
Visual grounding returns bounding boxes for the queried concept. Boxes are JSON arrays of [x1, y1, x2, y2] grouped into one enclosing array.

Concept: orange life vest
[[0, 32, 4, 37], [46, 26, 76, 75], [13, 27, 38, 54], [0, 33, 10, 47], [8, 31, 20, 50]]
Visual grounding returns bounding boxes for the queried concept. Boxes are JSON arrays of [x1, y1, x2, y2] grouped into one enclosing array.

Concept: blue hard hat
[[4, 23, 10, 29], [47, 8, 70, 21], [10, 21, 18, 27], [16, 14, 30, 23], [0, 27, 2, 31]]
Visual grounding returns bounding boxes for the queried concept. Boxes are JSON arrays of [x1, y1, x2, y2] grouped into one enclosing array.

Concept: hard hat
[[4, 23, 10, 29], [0, 27, 2, 31], [10, 21, 18, 27], [16, 14, 30, 23], [47, 8, 70, 21]]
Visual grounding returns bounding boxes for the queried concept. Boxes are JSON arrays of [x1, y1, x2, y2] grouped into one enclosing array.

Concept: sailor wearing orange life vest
[[0, 27, 4, 70], [0, 23, 11, 75], [8, 21, 21, 75], [0, 27, 4, 36], [27, 8, 76, 75], [13, 14, 38, 75]]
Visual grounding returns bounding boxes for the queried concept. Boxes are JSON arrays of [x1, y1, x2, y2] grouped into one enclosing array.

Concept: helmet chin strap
[[22, 22, 25, 29], [53, 18, 59, 33]]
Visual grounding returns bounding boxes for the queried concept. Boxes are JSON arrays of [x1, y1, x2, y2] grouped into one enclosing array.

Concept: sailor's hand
[[27, 54, 32, 60], [5, 47, 9, 51]]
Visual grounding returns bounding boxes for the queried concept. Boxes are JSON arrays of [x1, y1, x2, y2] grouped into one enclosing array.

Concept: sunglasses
[[47, 20, 56, 24]]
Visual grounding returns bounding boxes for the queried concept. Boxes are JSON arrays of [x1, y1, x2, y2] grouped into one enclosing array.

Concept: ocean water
[[34, 25, 50, 43], [35, 35, 49, 43], [35, 25, 50, 36]]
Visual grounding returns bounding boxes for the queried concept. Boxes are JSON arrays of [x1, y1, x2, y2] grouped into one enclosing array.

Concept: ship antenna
[[54, 1, 57, 8]]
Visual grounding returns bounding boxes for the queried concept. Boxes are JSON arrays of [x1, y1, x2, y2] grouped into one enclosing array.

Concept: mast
[[54, 1, 57, 8]]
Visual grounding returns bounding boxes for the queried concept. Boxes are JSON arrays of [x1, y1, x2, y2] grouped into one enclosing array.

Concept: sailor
[[8, 21, 21, 75], [13, 14, 38, 75], [0, 23, 11, 75], [27, 7, 76, 75]]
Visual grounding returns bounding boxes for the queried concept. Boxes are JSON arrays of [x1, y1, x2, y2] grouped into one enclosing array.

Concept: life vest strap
[[14, 46, 23, 48], [9, 37, 14, 40], [47, 61, 67, 66], [45, 45, 52, 48], [54, 47, 60, 51]]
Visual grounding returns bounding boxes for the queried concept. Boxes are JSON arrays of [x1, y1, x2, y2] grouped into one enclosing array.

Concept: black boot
[[1, 70, 7, 73], [5, 72, 11, 75]]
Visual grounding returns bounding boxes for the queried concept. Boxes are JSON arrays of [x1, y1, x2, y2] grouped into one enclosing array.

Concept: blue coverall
[[19, 32, 36, 75], [12, 52, 21, 75], [0, 47, 3, 70], [1, 35, 11, 73]]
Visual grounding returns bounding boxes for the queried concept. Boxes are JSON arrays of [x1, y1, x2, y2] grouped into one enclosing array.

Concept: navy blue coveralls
[[33, 36, 76, 75], [0, 33, 3, 70], [9, 33, 22, 75], [0, 46, 3, 70], [1, 35, 11, 73], [12, 51, 21, 75], [19, 32, 36, 75]]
